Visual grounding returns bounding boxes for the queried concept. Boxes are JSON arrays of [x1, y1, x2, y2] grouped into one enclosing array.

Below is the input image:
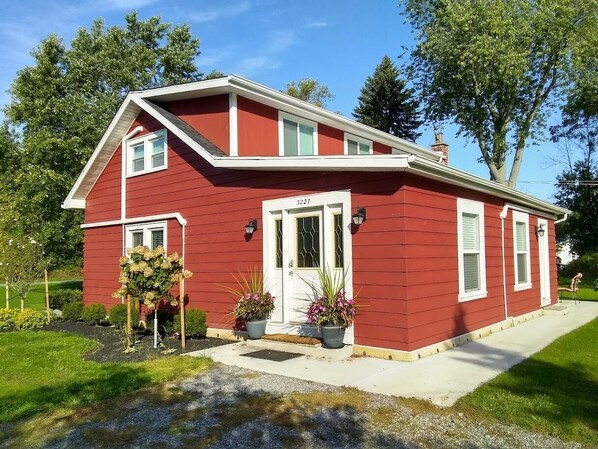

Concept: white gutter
[[499, 205, 511, 321], [555, 213, 569, 224], [81, 213, 187, 229]]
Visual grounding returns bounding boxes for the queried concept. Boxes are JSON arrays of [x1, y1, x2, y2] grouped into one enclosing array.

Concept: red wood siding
[[162, 95, 230, 154], [373, 141, 392, 154], [237, 96, 278, 156], [319, 124, 344, 155], [82, 108, 559, 353]]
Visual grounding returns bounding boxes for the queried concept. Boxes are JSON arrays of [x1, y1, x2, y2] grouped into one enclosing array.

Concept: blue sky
[[0, 0, 566, 201]]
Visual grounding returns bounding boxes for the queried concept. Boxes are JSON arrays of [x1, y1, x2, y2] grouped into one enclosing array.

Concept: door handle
[[288, 270, 294, 276], [288, 260, 294, 268]]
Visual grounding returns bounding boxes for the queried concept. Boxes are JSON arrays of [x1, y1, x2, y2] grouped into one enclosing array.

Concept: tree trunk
[[5, 279, 8, 309], [154, 312, 158, 349]]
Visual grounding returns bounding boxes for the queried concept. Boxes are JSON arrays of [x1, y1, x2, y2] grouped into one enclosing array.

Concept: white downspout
[[555, 213, 569, 225], [120, 126, 144, 256], [500, 205, 510, 321]]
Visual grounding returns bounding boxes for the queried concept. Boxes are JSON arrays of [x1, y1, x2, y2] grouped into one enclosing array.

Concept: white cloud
[[304, 19, 327, 29], [235, 56, 280, 76], [266, 29, 296, 54], [188, 1, 252, 24]]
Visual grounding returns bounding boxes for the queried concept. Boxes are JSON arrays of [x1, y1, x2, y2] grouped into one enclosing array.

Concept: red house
[[63, 75, 568, 361]]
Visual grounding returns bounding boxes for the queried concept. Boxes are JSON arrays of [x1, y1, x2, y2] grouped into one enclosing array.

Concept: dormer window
[[279, 112, 318, 156], [127, 130, 167, 177], [344, 133, 373, 155]]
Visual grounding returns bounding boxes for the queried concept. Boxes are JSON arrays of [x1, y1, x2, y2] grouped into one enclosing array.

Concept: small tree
[[113, 246, 192, 348], [0, 235, 47, 310]]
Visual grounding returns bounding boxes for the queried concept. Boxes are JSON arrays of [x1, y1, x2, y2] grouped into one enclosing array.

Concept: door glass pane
[[131, 231, 144, 247], [275, 219, 282, 268], [296, 216, 320, 268], [334, 213, 343, 268], [150, 229, 164, 250], [347, 140, 358, 155], [283, 119, 298, 156], [299, 124, 314, 155]]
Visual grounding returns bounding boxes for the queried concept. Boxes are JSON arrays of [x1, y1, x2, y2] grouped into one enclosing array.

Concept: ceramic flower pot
[[245, 317, 267, 339], [321, 324, 345, 348]]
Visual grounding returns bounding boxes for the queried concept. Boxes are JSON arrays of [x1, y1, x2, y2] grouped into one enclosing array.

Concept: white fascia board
[[135, 76, 232, 101], [62, 94, 139, 209], [213, 154, 414, 171], [408, 157, 570, 217]]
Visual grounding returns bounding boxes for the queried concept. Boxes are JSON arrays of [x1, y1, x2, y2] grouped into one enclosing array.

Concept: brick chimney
[[431, 133, 449, 165]]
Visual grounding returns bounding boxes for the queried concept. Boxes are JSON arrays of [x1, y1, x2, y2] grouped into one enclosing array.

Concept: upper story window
[[126, 222, 166, 251], [457, 198, 487, 301], [127, 130, 167, 177], [279, 112, 318, 156], [344, 133, 372, 155], [513, 211, 531, 290]]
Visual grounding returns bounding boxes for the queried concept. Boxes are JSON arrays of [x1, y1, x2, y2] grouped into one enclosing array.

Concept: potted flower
[[228, 268, 275, 339], [304, 267, 357, 348]]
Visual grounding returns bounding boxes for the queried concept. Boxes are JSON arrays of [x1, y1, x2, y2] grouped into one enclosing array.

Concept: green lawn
[[557, 282, 598, 302], [456, 317, 598, 446], [0, 331, 212, 423], [0, 280, 83, 310]]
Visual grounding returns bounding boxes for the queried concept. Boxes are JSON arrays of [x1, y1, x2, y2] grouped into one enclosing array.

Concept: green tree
[[285, 78, 334, 108], [353, 56, 421, 141], [3, 12, 202, 267], [402, 0, 598, 186]]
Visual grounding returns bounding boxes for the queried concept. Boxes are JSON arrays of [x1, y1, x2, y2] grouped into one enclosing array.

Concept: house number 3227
[[297, 198, 310, 205]]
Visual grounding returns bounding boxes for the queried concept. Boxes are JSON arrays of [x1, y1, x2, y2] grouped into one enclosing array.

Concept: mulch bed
[[42, 320, 234, 363]]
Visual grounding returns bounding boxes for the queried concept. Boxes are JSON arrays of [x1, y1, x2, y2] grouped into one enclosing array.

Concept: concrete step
[[543, 304, 569, 316], [244, 338, 353, 361]]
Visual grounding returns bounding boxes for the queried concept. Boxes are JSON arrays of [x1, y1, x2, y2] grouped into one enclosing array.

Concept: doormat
[[241, 349, 303, 362]]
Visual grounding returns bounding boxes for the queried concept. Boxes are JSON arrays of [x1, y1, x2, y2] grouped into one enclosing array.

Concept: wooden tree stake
[[180, 272, 186, 350], [5, 278, 8, 309], [44, 269, 51, 323], [126, 295, 132, 349]]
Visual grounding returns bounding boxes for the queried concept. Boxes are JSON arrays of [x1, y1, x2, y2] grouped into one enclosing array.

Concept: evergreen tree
[[353, 56, 421, 141]]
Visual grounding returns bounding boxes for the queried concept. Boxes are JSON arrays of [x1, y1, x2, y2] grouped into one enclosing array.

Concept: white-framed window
[[457, 198, 487, 301], [125, 222, 167, 251], [126, 129, 167, 177], [513, 211, 531, 290], [344, 133, 372, 155], [278, 111, 318, 156]]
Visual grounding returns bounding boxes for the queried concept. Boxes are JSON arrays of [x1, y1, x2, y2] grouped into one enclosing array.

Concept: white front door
[[288, 209, 323, 322], [538, 218, 551, 306], [262, 191, 353, 341]]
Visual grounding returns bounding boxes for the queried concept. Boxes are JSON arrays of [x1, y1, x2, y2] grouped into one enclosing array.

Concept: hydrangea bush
[[113, 246, 192, 310]]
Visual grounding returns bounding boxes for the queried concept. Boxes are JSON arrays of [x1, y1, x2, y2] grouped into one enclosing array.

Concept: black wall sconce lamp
[[535, 224, 545, 237], [245, 219, 258, 235], [352, 207, 367, 226]]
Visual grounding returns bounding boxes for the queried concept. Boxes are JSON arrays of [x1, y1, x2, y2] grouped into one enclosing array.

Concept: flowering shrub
[[303, 268, 357, 329], [0, 308, 19, 330], [227, 268, 275, 321], [113, 246, 192, 310], [306, 291, 357, 328], [14, 308, 47, 330]]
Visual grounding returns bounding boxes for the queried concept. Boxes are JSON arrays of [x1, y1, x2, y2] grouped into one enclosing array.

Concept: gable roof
[[63, 75, 569, 218]]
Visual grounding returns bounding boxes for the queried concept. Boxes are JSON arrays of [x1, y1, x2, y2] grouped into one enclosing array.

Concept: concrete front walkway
[[187, 300, 598, 407]]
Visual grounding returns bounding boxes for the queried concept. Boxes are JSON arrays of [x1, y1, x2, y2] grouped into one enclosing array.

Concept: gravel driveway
[[2, 364, 583, 449]]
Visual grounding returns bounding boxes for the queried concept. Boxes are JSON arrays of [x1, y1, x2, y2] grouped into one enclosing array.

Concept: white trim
[[513, 210, 532, 291], [229, 92, 238, 157], [278, 111, 319, 156], [262, 190, 354, 343], [538, 217, 551, 306], [457, 198, 487, 301], [81, 212, 187, 229], [344, 132, 373, 155], [125, 221, 167, 251], [125, 129, 167, 177]]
